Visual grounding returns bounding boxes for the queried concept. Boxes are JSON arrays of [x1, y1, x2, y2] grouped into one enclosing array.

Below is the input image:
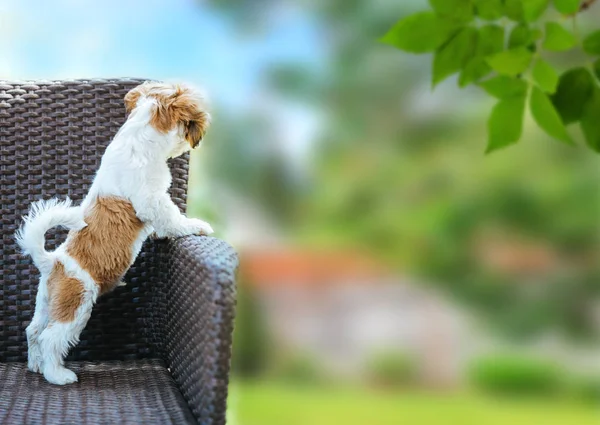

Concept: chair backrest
[[0, 79, 189, 362]]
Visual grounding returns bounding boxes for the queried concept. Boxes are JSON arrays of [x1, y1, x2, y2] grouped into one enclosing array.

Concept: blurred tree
[[203, 0, 600, 341]]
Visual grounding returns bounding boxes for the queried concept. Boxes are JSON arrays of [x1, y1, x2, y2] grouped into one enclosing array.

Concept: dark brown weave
[[166, 237, 238, 423], [0, 359, 196, 424], [0, 79, 238, 424]]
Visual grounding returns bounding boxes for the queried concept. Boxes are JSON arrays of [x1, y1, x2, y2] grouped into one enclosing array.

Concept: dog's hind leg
[[26, 275, 50, 374], [38, 267, 95, 385], [39, 294, 93, 385]]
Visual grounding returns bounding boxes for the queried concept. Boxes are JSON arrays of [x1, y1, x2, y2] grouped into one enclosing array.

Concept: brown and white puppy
[[16, 82, 213, 385]]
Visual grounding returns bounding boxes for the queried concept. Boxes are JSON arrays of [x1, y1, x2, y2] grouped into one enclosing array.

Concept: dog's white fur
[[16, 82, 212, 385]]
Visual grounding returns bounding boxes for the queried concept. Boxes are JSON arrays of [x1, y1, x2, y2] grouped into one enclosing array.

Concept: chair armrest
[[163, 236, 238, 425]]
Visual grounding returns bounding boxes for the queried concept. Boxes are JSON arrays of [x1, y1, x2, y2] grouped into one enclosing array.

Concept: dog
[[15, 82, 213, 385]]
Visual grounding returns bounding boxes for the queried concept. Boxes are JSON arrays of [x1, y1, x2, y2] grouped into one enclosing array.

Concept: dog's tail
[[15, 198, 86, 274]]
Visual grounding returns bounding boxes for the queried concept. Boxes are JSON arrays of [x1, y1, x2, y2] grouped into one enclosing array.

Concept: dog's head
[[124, 82, 210, 157]]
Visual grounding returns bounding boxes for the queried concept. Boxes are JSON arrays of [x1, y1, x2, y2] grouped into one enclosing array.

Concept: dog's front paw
[[43, 366, 78, 385], [28, 354, 42, 374], [188, 218, 214, 236]]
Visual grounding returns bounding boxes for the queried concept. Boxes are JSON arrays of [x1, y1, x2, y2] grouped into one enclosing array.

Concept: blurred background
[[2, 0, 600, 423]]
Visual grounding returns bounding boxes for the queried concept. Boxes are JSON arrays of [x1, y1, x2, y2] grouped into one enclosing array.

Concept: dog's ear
[[151, 86, 210, 148], [183, 118, 207, 149], [124, 86, 142, 114], [174, 89, 210, 148]]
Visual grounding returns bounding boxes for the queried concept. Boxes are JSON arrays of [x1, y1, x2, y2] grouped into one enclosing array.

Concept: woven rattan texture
[[0, 359, 196, 424], [166, 237, 238, 425], [0, 79, 189, 362]]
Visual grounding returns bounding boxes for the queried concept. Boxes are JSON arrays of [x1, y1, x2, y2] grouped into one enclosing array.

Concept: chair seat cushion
[[0, 359, 196, 425]]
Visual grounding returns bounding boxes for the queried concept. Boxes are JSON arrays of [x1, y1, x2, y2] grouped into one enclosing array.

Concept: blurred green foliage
[[570, 374, 600, 403], [202, 0, 600, 343], [231, 285, 269, 377], [366, 351, 419, 387], [382, 0, 600, 152], [469, 355, 563, 396], [199, 2, 600, 422], [270, 353, 324, 385], [470, 355, 600, 404]]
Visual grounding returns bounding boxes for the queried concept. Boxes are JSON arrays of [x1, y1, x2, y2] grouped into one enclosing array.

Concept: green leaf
[[581, 87, 600, 152], [474, 0, 504, 20], [531, 29, 544, 42], [381, 12, 458, 53], [508, 24, 531, 48], [582, 30, 600, 55], [543, 22, 577, 51], [478, 24, 505, 55], [487, 94, 527, 152], [532, 59, 559, 93], [459, 25, 505, 86], [530, 86, 572, 143], [429, 0, 474, 22], [553, 0, 582, 14], [522, 0, 550, 22], [459, 59, 491, 86], [551, 67, 595, 124], [509, 24, 542, 49], [486, 47, 533, 76], [433, 27, 478, 86], [479, 76, 528, 98], [504, 0, 525, 21], [594, 58, 600, 80]]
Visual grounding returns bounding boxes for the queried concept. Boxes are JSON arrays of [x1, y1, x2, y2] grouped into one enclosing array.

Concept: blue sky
[[0, 0, 324, 108]]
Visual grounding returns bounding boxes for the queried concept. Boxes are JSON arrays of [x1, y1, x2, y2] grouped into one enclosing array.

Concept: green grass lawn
[[228, 380, 599, 425]]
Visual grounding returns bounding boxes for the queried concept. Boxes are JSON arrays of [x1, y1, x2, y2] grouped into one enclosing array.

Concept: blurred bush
[[231, 284, 269, 377], [469, 355, 563, 396], [271, 353, 324, 385], [366, 351, 419, 388], [569, 375, 600, 404]]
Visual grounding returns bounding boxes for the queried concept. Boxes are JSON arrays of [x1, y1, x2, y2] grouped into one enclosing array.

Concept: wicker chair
[[0, 79, 238, 424]]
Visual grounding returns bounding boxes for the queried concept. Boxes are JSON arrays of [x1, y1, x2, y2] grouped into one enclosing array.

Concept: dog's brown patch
[[124, 83, 209, 148], [67, 197, 144, 294], [47, 262, 84, 323]]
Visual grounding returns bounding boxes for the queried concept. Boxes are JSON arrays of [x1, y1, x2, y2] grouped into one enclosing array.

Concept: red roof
[[239, 249, 392, 288]]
